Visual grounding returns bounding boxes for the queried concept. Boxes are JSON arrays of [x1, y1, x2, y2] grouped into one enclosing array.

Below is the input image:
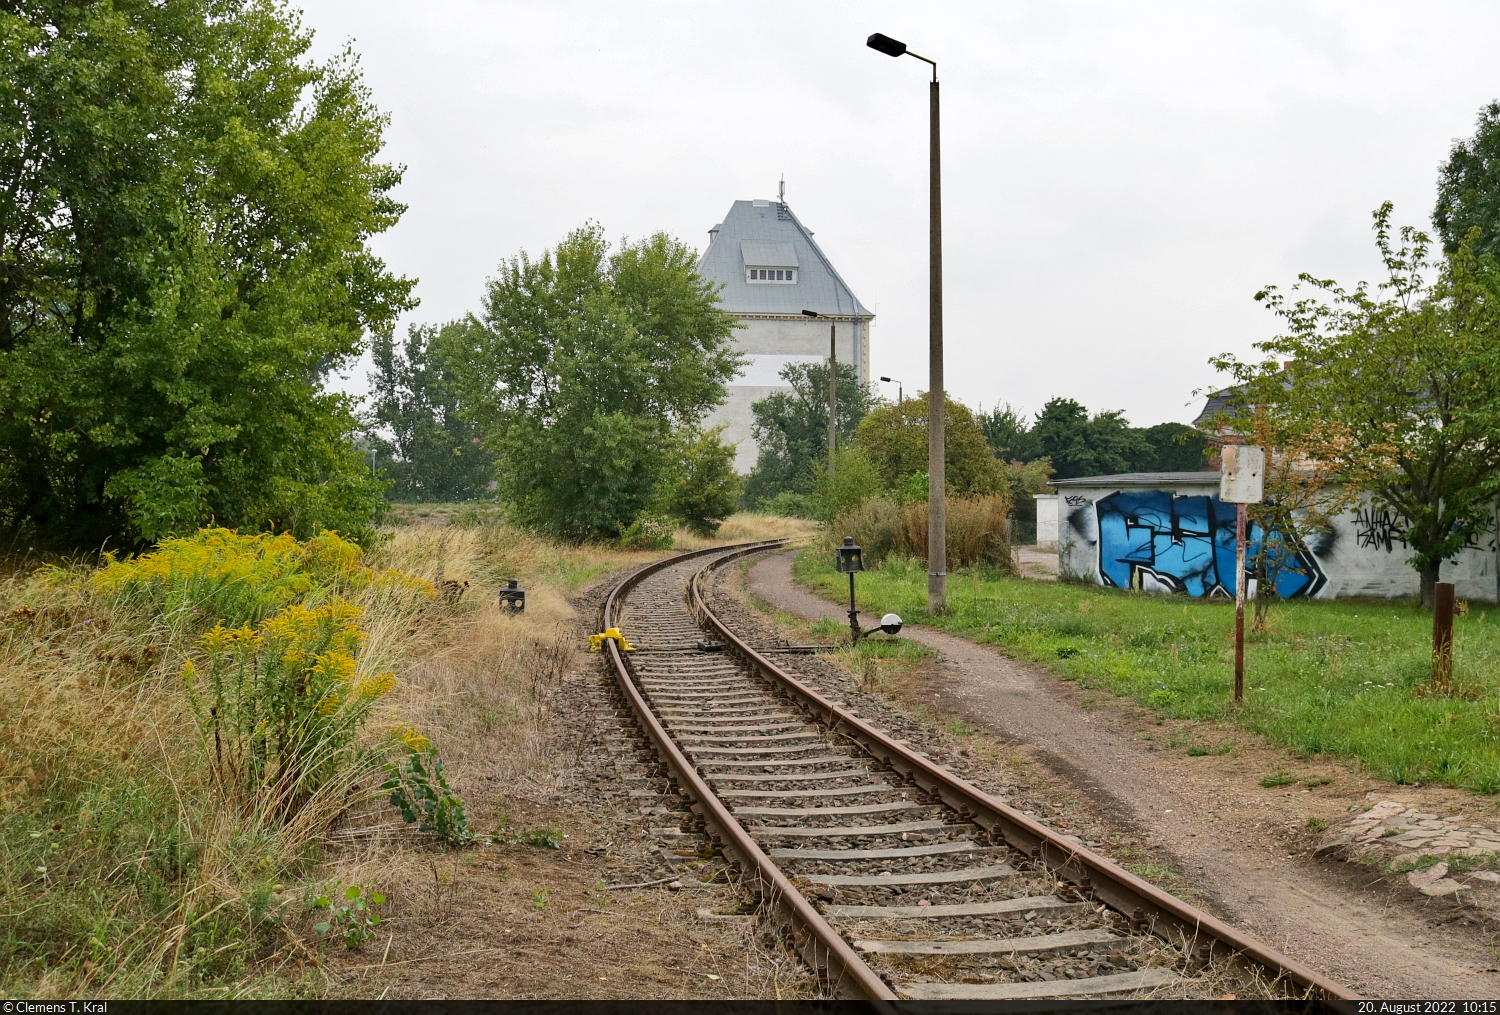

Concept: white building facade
[[697, 199, 874, 472]]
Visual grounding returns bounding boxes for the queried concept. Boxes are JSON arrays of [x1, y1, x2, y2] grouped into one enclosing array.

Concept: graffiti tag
[[1354, 506, 1406, 553], [1064, 495, 1088, 506]]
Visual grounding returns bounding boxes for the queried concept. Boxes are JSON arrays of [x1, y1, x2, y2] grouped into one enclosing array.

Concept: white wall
[[706, 385, 783, 473], [1035, 493, 1058, 548]]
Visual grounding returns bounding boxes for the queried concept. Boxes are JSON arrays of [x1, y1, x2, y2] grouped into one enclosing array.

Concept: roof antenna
[[778, 175, 785, 204]]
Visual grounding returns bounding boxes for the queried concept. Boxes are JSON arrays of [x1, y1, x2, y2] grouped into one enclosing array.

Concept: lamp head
[[835, 535, 865, 574], [880, 376, 892, 382], [800, 309, 819, 318], [867, 33, 907, 57]]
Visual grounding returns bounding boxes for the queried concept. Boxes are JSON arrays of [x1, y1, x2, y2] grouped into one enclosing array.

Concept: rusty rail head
[[601, 541, 898, 1002], [689, 548, 1358, 1003]]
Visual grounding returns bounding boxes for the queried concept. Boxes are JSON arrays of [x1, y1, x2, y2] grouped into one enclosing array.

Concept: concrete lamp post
[[801, 309, 838, 475], [867, 31, 946, 612]]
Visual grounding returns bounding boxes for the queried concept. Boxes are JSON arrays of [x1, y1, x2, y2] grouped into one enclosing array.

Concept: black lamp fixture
[[879, 375, 903, 404], [866, 32, 907, 57], [836, 536, 865, 574], [498, 578, 526, 613]]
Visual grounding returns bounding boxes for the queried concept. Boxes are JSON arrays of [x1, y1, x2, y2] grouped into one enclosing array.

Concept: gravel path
[[747, 549, 1500, 1000]]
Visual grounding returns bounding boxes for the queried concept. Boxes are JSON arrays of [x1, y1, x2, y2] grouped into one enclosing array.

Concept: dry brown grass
[[673, 513, 820, 549], [830, 494, 1014, 571]]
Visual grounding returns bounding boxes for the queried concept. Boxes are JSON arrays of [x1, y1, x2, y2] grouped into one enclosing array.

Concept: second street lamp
[[868, 31, 946, 612], [802, 308, 837, 475]]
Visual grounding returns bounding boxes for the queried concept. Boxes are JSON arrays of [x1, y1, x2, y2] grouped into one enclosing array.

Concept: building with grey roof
[[697, 197, 874, 472]]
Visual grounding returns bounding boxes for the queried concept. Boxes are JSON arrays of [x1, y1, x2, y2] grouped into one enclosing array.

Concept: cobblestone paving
[[1324, 798, 1500, 897]]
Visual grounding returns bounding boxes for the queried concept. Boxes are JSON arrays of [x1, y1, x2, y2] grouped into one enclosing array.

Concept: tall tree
[[1435, 101, 1500, 258], [1029, 398, 1152, 479], [0, 0, 411, 547], [1138, 422, 1209, 471], [978, 403, 1039, 461], [445, 225, 740, 541], [365, 323, 494, 502], [742, 361, 874, 507], [1212, 204, 1500, 608]]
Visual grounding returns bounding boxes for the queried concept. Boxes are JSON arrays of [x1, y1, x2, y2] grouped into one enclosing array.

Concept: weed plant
[[0, 529, 434, 996], [796, 551, 1500, 794]]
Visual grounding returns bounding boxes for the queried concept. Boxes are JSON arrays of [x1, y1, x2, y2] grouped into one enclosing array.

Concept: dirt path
[[747, 550, 1500, 999]]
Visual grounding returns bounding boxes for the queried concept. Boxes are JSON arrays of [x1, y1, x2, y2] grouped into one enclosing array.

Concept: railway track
[[600, 541, 1356, 1001]]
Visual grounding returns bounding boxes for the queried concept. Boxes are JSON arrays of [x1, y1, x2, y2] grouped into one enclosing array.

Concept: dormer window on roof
[[747, 267, 796, 283], [741, 240, 798, 285]]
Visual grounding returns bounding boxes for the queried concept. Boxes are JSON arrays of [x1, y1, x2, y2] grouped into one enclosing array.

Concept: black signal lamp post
[[837, 537, 865, 644], [499, 578, 526, 613], [835, 537, 904, 645]]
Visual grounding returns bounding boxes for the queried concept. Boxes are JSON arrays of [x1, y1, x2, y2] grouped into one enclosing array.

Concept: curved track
[[600, 541, 1356, 1001]]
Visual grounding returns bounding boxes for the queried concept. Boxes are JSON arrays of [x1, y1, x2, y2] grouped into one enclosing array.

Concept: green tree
[[1435, 101, 1500, 258], [663, 426, 740, 536], [0, 1, 411, 547], [445, 225, 740, 541], [1137, 422, 1209, 472], [978, 403, 1040, 461], [743, 361, 874, 507], [1212, 204, 1500, 609], [1029, 398, 1152, 480], [853, 394, 1003, 494], [365, 323, 494, 502]]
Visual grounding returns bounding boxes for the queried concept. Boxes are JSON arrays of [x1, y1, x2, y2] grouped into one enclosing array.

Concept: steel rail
[[601, 541, 899, 1001], [687, 546, 1358, 1002]]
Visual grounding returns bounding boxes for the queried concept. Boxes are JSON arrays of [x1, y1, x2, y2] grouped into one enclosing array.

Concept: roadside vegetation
[[0, 507, 811, 997], [795, 553, 1500, 794]]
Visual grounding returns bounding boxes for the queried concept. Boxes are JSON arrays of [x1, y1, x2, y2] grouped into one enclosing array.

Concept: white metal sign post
[[1220, 445, 1265, 706]]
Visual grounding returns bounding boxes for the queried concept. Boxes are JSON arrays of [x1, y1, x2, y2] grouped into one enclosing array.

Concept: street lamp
[[801, 308, 838, 475], [867, 31, 946, 612], [879, 375, 903, 405]]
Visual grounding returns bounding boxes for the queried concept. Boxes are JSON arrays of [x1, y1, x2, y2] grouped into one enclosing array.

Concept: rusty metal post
[[1433, 581, 1456, 692], [1234, 502, 1247, 706]]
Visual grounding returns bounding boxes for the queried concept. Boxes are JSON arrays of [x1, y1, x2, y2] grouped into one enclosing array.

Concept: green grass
[[795, 552, 1500, 794]]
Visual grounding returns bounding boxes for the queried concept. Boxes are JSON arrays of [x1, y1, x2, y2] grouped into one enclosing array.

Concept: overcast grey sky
[[305, 0, 1500, 428]]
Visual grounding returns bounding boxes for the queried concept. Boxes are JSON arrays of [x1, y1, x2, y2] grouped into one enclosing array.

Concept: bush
[[86, 528, 423, 630], [761, 491, 820, 519], [382, 750, 472, 846], [854, 395, 1005, 494], [618, 515, 675, 550], [664, 426, 741, 536], [833, 492, 1013, 571], [829, 497, 903, 565], [811, 446, 886, 522]]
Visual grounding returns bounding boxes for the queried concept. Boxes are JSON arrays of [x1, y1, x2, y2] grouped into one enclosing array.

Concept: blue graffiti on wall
[[1095, 490, 1325, 598]]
